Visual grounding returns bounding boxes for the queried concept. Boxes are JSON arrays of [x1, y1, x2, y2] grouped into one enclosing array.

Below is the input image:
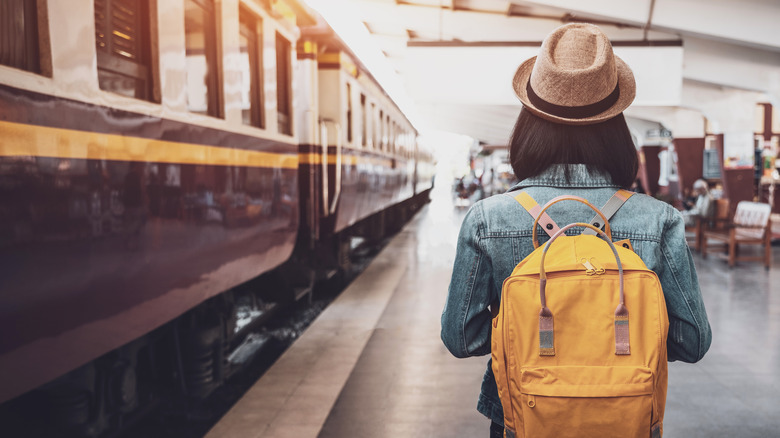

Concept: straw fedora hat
[[513, 23, 636, 125]]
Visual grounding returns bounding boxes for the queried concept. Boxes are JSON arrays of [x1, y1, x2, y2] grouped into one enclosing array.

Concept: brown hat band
[[525, 82, 621, 120]]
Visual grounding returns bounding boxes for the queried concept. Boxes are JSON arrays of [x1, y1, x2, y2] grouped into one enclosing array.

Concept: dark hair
[[508, 109, 638, 189]]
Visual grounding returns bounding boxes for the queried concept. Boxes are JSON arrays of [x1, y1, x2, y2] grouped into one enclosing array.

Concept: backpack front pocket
[[518, 366, 654, 438]]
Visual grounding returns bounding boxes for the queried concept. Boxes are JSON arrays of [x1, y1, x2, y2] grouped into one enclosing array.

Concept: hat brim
[[512, 55, 636, 125]]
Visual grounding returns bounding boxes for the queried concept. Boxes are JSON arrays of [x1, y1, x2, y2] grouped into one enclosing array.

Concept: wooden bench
[[701, 201, 772, 268]]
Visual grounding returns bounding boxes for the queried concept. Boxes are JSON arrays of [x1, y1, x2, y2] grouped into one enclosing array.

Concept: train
[[0, 0, 434, 435]]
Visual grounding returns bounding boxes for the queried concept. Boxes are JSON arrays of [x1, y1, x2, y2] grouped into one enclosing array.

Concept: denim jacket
[[440, 164, 712, 426]]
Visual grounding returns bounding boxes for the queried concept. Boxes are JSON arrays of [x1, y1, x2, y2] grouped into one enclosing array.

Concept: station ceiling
[[308, 0, 780, 146]]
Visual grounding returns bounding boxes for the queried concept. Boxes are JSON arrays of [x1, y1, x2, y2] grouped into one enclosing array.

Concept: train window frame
[[378, 110, 384, 151], [346, 82, 353, 144], [390, 121, 396, 155], [370, 102, 376, 149], [275, 31, 293, 136], [397, 124, 402, 156], [94, 0, 159, 102], [238, 6, 264, 129], [184, 0, 223, 118], [0, 0, 51, 76], [360, 93, 367, 147]]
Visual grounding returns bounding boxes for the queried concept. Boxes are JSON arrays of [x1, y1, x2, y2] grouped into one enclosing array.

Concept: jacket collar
[[509, 164, 620, 190]]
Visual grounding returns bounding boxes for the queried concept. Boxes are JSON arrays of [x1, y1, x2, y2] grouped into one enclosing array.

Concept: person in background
[[681, 179, 714, 227], [440, 23, 712, 438]]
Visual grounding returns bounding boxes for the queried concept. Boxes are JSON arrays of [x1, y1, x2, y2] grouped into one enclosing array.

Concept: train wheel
[[35, 363, 102, 437], [337, 233, 353, 277], [174, 308, 227, 399], [46, 386, 92, 429]]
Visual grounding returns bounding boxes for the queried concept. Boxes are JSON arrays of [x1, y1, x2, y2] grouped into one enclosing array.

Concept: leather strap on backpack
[[582, 189, 634, 235], [510, 190, 633, 243], [538, 222, 631, 356], [532, 196, 611, 249], [510, 192, 561, 238]]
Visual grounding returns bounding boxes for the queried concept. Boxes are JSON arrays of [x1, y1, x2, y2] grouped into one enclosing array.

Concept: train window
[[385, 115, 391, 152], [95, 0, 156, 101], [276, 32, 292, 135], [0, 0, 48, 74], [346, 82, 353, 143], [239, 7, 264, 128], [378, 110, 384, 151], [390, 121, 396, 154], [370, 102, 376, 148], [396, 125, 401, 155], [396, 125, 400, 154], [360, 94, 367, 147], [185, 0, 222, 117]]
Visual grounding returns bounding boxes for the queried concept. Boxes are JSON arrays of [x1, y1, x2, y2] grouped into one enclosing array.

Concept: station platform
[[206, 186, 780, 438]]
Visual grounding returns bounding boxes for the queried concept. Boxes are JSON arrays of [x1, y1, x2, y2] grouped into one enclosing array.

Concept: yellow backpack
[[492, 195, 669, 438]]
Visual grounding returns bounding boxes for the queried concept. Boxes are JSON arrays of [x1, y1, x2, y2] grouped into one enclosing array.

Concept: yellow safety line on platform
[[0, 120, 298, 169]]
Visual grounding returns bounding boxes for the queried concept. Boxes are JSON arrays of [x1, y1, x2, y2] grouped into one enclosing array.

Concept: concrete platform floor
[[208, 184, 780, 438]]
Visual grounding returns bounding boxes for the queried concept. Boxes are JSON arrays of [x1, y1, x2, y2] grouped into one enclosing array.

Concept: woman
[[440, 23, 712, 437]]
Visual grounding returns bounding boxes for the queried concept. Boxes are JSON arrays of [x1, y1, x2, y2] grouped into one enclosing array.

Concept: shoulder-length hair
[[508, 109, 639, 189]]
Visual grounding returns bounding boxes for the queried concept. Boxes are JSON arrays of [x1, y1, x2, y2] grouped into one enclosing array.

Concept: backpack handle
[[537, 222, 631, 356], [532, 196, 611, 249]]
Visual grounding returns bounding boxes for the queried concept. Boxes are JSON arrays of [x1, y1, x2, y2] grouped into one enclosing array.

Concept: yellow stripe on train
[[297, 152, 394, 167], [0, 120, 298, 169]]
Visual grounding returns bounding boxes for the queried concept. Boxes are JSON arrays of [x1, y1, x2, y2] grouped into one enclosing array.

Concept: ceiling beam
[[642, 0, 656, 40], [514, 0, 780, 51], [351, 1, 677, 42]]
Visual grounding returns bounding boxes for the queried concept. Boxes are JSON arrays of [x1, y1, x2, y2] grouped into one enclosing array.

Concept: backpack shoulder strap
[[582, 189, 634, 235], [508, 191, 561, 238]]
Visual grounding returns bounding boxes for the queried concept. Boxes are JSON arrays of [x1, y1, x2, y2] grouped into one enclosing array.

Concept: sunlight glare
[[303, 0, 422, 130]]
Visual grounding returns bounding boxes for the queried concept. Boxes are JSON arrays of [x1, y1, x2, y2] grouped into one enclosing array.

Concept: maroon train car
[[296, 24, 434, 259], [0, 0, 432, 436]]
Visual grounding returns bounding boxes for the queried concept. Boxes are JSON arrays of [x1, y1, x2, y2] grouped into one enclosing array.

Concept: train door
[[295, 39, 325, 245]]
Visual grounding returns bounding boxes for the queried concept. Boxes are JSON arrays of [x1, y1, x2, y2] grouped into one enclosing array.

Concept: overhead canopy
[[403, 44, 684, 106], [305, 0, 780, 145]]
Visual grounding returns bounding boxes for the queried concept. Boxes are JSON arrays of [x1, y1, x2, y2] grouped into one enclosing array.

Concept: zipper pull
[[580, 258, 596, 275], [590, 257, 606, 275]]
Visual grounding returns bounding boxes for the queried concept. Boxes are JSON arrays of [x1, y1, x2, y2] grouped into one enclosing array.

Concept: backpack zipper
[[590, 257, 606, 275], [580, 258, 597, 275], [580, 257, 605, 275]]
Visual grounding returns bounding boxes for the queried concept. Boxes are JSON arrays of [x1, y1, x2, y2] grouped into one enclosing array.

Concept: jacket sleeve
[[441, 203, 495, 358], [658, 207, 713, 362]]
